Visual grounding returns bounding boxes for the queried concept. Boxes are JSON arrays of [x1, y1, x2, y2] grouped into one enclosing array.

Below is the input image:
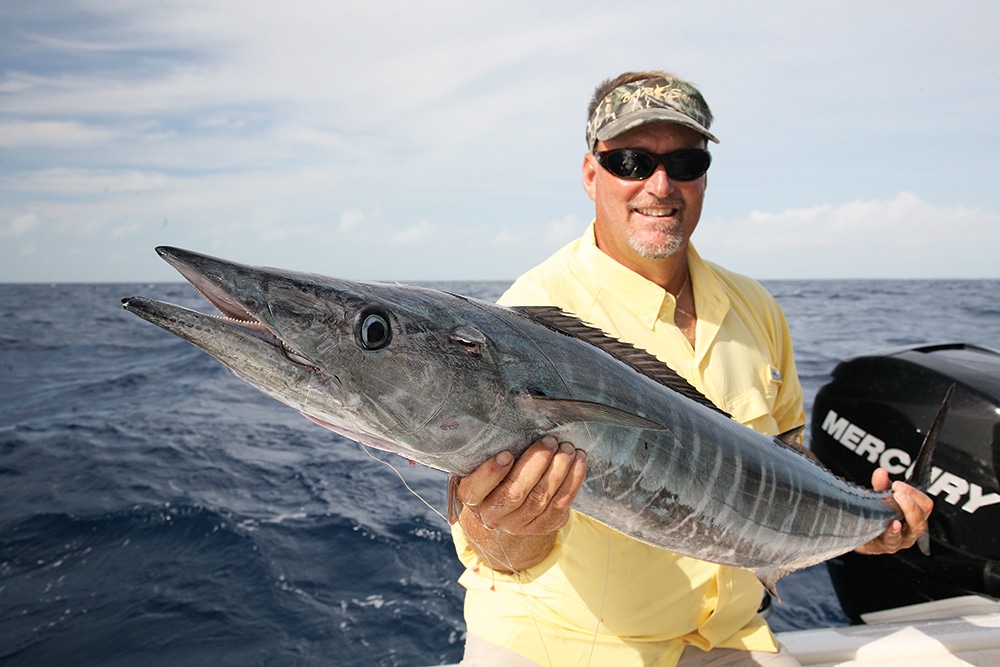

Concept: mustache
[[630, 195, 686, 210]]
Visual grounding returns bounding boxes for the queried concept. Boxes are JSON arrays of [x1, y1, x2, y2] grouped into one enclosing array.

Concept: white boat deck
[[782, 596, 1000, 666], [431, 596, 1000, 667]]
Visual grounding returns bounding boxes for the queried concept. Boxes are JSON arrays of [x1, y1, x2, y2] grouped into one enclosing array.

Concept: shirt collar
[[575, 222, 730, 356], [576, 222, 666, 327]]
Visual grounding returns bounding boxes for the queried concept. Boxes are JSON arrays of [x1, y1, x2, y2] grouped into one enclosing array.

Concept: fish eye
[[355, 310, 392, 350]]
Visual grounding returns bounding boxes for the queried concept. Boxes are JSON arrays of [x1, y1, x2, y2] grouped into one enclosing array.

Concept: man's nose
[[643, 163, 675, 197]]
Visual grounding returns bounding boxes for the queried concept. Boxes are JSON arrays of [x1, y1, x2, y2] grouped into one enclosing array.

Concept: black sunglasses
[[594, 148, 711, 182]]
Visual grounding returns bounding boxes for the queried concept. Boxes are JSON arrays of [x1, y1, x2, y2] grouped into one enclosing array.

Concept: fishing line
[[491, 427, 608, 667], [584, 422, 610, 667], [492, 533, 556, 667], [586, 521, 613, 667], [360, 437, 608, 667], [361, 442, 561, 665], [358, 444, 449, 524], [359, 443, 558, 664]]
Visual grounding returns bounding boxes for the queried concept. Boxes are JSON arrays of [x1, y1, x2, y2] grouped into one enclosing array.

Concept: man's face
[[583, 122, 708, 270]]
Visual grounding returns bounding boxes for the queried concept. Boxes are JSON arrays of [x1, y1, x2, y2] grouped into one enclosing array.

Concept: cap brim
[[595, 108, 720, 146]]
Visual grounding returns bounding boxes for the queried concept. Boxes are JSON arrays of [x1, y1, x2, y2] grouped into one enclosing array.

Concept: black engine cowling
[[809, 343, 1000, 621]]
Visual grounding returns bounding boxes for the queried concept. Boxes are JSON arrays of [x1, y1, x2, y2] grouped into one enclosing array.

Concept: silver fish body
[[123, 247, 936, 592]]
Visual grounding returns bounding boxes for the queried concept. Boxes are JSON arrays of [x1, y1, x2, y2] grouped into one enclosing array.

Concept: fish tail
[[905, 383, 955, 556]]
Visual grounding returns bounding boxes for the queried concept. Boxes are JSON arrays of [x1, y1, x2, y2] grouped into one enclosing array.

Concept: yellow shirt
[[453, 222, 806, 666]]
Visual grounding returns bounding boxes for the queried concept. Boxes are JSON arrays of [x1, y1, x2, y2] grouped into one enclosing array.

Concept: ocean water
[[2, 278, 999, 666]]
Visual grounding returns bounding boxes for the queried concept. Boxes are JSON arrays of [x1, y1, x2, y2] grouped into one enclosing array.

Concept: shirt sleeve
[[497, 274, 560, 309], [769, 300, 807, 441]]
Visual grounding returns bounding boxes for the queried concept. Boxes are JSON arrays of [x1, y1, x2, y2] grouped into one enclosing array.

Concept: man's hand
[[455, 436, 587, 572], [855, 468, 934, 555]]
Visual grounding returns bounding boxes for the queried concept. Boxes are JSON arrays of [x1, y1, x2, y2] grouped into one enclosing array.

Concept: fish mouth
[[158, 247, 262, 327], [123, 246, 316, 369], [125, 247, 443, 466]]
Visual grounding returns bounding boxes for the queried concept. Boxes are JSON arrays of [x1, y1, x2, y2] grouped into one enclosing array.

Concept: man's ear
[[582, 152, 598, 202]]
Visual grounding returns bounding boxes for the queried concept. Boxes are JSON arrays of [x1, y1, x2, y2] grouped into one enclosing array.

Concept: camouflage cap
[[586, 76, 719, 150]]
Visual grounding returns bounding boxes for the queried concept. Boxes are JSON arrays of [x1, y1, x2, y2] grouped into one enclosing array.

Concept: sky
[[1, 0, 998, 283]]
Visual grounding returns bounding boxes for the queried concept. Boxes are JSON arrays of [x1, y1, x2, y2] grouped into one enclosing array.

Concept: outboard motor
[[809, 343, 1000, 622]]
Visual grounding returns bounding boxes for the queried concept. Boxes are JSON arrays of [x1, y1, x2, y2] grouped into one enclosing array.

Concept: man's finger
[[485, 437, 560, 514], [893, 481, 932, 542], [870, 467, 891, 492], [500, 441, 579, 532], [457, 450, 515, 508], [525, 447, 588, 533]]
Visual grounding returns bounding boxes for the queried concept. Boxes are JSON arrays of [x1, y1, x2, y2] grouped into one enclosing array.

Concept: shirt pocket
[[761, 363, 783, 406], [723, 360, 783, 436], [728, 387, 778, 435]]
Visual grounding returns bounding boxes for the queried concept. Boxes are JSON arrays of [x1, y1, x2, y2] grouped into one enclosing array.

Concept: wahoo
[[122, 247, 944, 595]]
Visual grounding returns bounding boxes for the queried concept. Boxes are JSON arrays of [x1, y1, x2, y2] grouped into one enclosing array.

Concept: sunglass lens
[[604, 150, 656, 180], [667, 150, 711, 181]]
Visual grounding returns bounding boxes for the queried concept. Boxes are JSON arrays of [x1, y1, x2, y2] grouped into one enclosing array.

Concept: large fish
[[123, 247, 942, 594]]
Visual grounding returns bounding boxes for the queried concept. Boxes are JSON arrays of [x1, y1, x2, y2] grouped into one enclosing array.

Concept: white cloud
[[1, 213, 40, 238], [0, 0, 997, 282], [490, 215, 582, 249], [698, 193, 1000, 278], [725, 193, 997, 250], [0, 120, 115, 147], [388, 219, 434, 246], [544, 215, 583, 246], [109, 221, 146, 240], [5, 168, 172, 194], [338, 209, 366, 232]]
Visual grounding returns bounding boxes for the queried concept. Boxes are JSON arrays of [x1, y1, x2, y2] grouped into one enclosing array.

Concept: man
[[451, 71, 933, 666]]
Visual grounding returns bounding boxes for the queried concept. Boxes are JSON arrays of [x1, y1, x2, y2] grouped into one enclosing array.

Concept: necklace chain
[[673, 269, 695, 320], [673, 270, 689, 301]]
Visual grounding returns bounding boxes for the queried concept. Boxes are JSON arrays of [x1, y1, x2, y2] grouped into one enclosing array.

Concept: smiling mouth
[[633, 206, 680, 218], [632, 196, 685, 218]]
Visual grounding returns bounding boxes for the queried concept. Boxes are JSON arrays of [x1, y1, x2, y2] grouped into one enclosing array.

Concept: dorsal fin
[[513, 305, 731, 418]]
